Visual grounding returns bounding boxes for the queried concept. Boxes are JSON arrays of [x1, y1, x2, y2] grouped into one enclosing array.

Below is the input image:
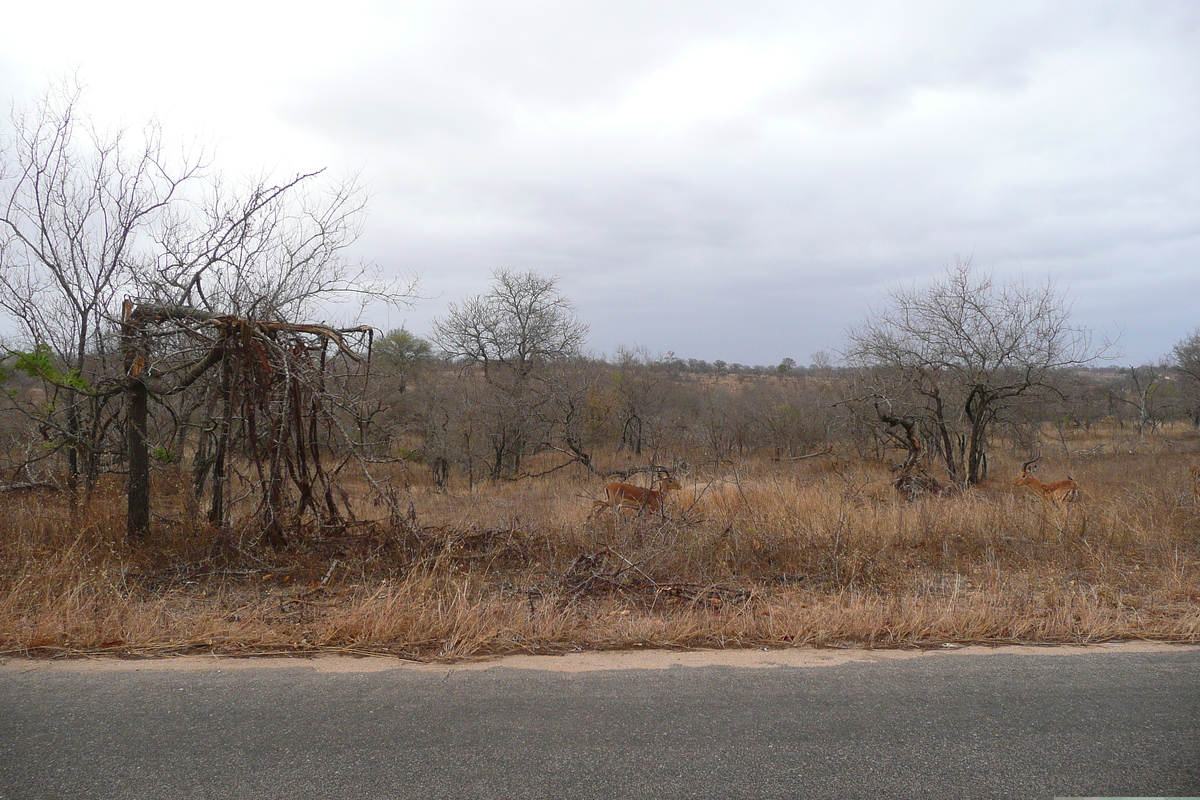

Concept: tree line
[[374, 265, 1200, 494], [3, 81, 1199, 544]]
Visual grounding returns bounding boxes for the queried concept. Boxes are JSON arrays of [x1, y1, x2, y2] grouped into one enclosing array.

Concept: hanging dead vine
[[122, 300, 388, 544]]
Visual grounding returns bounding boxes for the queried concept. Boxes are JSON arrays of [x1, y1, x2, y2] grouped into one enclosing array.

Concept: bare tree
[[0, 78, 204, 490], [430, 269, 588, 478], [1, 79, 417, 539], [432, 268, 587, 383], [146, 169, 404, 322], [527, 357, 608, 477], [1109, 363, 1168, 438], [611, 345, 671, 455], [844, 259, 1111, 485], [1173, 329, 1200, 428]]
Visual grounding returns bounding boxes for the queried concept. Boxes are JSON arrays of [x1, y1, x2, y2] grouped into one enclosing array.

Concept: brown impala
[[591, 476, 681, 517], [1013, 456, 1080, 505]]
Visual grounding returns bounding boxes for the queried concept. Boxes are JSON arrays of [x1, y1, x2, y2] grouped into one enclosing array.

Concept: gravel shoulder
[[2, 641, 1191, 674]]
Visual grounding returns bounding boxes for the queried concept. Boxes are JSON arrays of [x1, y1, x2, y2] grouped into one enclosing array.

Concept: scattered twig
[[320, 559, 340, 587]]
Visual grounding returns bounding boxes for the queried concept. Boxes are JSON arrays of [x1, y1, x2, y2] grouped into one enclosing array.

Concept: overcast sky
[[2, 1, 1197, 366]]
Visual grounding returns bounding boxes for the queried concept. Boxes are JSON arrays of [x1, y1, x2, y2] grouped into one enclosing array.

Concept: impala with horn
[[1013, 455, 1080, 505]]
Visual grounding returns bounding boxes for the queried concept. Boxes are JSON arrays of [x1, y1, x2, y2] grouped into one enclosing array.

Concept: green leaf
[[7, 344, 92, 391]]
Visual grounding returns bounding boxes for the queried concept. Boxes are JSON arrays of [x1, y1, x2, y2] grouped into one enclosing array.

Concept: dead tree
[[877, 407, 947, 500], [121, 300, 380, 543], [845, 260, 1111, 485]]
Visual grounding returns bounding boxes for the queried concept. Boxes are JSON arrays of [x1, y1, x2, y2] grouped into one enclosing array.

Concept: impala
[[591, 477, 681, 517], [1013, 456, 1080, 505]]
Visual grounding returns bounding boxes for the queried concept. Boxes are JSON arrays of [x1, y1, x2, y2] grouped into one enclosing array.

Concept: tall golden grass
[[2, 428, 1198, 661]]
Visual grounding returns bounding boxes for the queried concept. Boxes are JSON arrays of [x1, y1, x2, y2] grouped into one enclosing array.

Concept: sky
[[1, 0, 1198, 366]]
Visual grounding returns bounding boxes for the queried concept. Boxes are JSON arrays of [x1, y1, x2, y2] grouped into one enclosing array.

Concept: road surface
[[1, 644, 1197, 799]]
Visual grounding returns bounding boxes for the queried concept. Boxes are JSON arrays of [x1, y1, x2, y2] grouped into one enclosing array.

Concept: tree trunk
[[124, 316, 151, 540], [964, 402, 989, 486], [126, 378, 150, 539], [209, 355, 233, 531]]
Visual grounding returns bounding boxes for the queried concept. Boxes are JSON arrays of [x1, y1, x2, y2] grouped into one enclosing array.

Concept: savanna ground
[[2, 425, 1198, 662]]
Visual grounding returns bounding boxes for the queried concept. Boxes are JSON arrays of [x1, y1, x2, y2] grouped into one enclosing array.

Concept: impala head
[[1014, 455, 1041, 485]]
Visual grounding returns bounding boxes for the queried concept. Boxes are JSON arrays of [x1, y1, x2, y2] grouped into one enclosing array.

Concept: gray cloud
[[241, 2, 1200, 363]]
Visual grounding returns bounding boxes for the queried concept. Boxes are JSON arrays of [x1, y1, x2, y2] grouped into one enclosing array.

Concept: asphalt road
[[1, 645, 1197, 799]]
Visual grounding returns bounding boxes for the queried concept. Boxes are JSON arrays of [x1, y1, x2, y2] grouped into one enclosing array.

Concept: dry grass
[[2, 430, 1199, 662]]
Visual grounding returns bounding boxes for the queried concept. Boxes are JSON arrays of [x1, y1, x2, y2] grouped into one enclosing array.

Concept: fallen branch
[[0, 481, 60, 493], [785, 445, 835, 462]]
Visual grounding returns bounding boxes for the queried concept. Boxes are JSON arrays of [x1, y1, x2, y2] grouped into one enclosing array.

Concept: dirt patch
[[2, 642, 1192, 675]]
